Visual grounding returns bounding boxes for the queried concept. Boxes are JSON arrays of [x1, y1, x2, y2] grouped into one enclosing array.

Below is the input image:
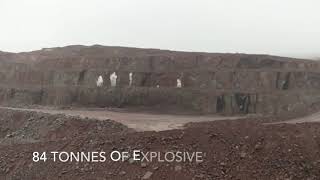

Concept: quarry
[[1, 45, 320, 116], [0, 45, 320, 180]]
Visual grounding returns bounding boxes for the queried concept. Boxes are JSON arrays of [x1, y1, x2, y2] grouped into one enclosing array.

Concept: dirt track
[[262, 110, 320, 126], [0, 107, 245, 131], [272, 111, 320, 124], [1, 105, 320, 132]]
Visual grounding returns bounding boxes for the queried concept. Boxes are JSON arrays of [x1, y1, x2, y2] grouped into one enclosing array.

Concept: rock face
[[0, 45, 320, 115]]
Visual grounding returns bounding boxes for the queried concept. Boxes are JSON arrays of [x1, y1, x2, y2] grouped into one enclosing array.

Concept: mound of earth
[[0, 109, 130, 145], [0, 109, 320, 180]]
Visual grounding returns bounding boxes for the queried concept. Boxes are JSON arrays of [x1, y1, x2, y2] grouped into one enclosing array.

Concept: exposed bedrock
[[1, 45, 320, 115]]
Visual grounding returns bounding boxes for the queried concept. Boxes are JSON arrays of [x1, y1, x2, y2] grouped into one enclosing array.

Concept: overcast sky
[[0, 0, 319, 58]]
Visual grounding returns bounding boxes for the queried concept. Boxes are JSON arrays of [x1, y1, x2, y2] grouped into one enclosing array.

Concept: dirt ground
[[0, 107, 320, 180]]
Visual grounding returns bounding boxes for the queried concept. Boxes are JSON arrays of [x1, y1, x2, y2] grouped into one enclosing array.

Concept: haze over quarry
[[0, 0, 319, 58]]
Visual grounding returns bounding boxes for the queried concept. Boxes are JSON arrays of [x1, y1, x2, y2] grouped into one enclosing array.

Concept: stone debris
[[141, 171, 153, 180]]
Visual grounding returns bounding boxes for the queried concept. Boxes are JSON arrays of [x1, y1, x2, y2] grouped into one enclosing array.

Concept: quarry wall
[[1, 46, 320, 115]]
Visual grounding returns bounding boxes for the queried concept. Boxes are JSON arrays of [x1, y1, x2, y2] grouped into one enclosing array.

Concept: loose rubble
[[0, 109, 319, 179]]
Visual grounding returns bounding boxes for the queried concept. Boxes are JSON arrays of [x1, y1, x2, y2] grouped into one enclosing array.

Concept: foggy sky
[[0, 0, 319, 58]]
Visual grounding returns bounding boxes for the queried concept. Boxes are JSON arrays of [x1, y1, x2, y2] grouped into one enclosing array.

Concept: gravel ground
[[0, 109, 320, 180]]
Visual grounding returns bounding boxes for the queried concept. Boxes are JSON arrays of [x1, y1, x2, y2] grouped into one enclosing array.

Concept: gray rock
[[174, 165, 182, 171], [141, 162, 147, 168], [141, 171, 153, 179]]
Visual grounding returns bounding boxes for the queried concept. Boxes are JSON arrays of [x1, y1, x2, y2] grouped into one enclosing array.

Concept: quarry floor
[[0, 106, 319, 132], [0, 106, 247, 131]]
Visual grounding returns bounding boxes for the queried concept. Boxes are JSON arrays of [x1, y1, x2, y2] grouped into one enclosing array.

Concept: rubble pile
[[0, 109, 319, 179]]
